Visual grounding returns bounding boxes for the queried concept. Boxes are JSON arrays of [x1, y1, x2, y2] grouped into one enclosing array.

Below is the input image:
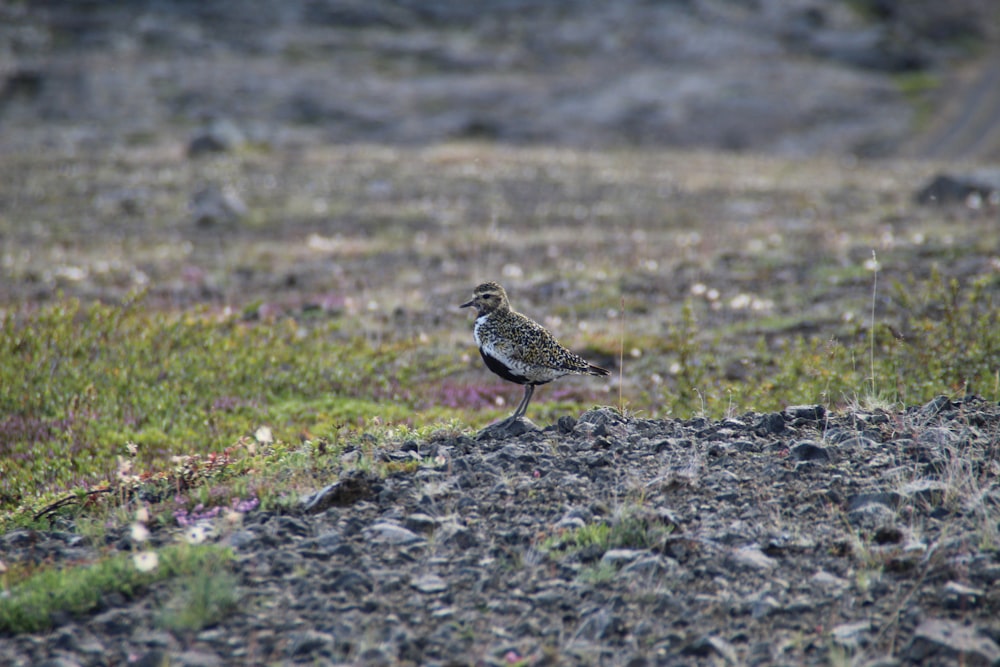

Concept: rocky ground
[[2, 399, 999, 666]]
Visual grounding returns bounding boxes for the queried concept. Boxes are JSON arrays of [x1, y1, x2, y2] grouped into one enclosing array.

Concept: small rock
[[555, 515, 586, 531], [357, 646, 393, 667], [476, 417, 538, 440], [751, 595, 781, 619], [314, 530, 344, 550], [831, 621, 872, 649], [187, 118, 246, 157], [943, 581, 985, 608], [683, 635, 738, 664], [288, 630, 335, 658], [753, 412, 785, 435], [905, 618, 1000, 666], [190, 185, 247, 228], [919, 394, 954, 416], [811, 569, 848, 590], [228, 530, 256, 550], [404, 513, 438, 534], [174, 651, 224, 667], [572, 608, 623, 642], [600, 549, 645, 567], [51, 627, 81, 652], [34, 659, 83, 667], [790, 441, 833, 462], [303, 472, 380, 512], [577, 407, 626, 428], [132, 651, 170, 667], [914, 171, 1000, 206], [621, 555, 678, 578], [728, 545, 777, 571], [438, 521, 478, 548], [90, 608, 134, 636], [274, 515, 311, 538], [324, 569, 373, 596], [784, 404, 825, 421], [847, 503, 898, 530], [366, 521, 423, 545], [411, 573, 448, 593], [847, 492, 902, 512], [899, 479, 948, 506], [557, 415, 578, 433]]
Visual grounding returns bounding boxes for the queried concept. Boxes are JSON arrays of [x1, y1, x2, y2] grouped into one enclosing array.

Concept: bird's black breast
[[479, 349, 552, 386]]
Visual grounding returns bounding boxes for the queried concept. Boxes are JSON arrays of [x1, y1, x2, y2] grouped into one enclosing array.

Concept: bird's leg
[[510, 384, 535, 421]]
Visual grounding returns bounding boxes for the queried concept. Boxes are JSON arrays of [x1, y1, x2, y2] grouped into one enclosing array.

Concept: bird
[[460, 281, 611, 422]]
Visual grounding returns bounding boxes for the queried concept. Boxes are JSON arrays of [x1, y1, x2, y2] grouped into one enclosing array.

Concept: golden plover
[[460, 281, 611, 422]]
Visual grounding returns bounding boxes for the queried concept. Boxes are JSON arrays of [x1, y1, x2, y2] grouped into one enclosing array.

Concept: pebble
[[411, 574, 448, 594], [365, 522, 424, 545], [728, 545, 777, 571]]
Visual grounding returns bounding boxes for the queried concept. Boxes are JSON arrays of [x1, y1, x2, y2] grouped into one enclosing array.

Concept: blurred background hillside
[[2, 0, 999, 159]]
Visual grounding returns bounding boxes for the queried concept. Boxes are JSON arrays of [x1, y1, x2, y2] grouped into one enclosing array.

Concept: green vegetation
[[157, 567, 241, 633], [0, 543, 233, 634], [643, 270, 1000, 417], [2, 265, 998, 522], [0, 293, 465, 515], [540, 512, 672, 557]]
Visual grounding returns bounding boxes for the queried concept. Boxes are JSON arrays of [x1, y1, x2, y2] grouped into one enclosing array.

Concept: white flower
[[184, 524, 209, 545], [130, 522, 150, 543], [133, 551, 159, 573]]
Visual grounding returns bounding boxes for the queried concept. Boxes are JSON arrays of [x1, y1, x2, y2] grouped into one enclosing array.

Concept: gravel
[[2, 396, 999, 666]]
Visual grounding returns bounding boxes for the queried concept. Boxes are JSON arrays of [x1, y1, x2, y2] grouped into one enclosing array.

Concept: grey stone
[[288, 630, 336, 657], [411, 573, 448, 594], [915, 172, 1000, 205], [365, 522, 424, 545], [831, 621, 872, 649], [684, 635, 738, 664], [187, 118, 246, 157], [476, 417, 539, 440], [751, 595, 781, 619], [404, 512, 438, 534], [190, 185, 247, 228], [784, 404, 825, 421], [600, 549, 645, 566], [90, 608, 134, 636], [173, 651, 225, 667], [790, 441, 833, 462], [728, 545, 777, 571], [35, 658, 83, 667], [132, 651, 170, 667], [905, 618, 1000, 666], [943, 581, 985, 608], [621, 555, 678, 578]]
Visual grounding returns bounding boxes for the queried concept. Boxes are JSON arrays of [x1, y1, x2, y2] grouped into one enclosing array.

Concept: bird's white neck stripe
[[473, 314, 489, 345]]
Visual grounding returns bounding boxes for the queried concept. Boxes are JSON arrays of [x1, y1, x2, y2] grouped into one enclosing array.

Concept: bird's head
[[460, 281, 510, 315]]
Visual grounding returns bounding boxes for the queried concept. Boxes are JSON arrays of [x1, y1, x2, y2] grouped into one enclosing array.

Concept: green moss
[[0, 543, 233, 635]]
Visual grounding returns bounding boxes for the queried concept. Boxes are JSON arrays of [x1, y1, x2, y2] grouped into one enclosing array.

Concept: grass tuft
[[0, 543, 233, 635], [157, 567, 241, 633]]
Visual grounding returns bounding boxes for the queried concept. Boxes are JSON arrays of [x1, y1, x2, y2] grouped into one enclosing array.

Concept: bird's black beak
[[460, 299, 475, 309]]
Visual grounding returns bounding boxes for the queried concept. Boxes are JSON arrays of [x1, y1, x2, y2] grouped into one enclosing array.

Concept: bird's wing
[[515, 317, 592, 372]]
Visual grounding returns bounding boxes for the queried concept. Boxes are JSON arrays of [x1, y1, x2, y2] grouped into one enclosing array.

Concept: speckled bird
[[460, 281, 611, 422]]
